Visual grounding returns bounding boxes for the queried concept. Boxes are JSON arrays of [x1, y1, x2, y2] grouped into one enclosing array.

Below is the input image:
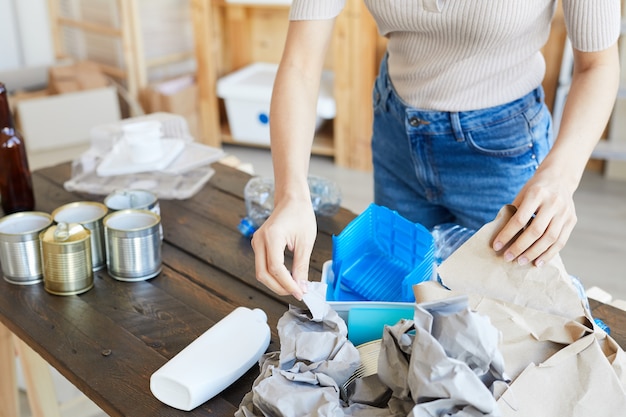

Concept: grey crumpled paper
[[236, 283, 509, 417], [376, 297, 508, 417], [235, 282, 361, 417]]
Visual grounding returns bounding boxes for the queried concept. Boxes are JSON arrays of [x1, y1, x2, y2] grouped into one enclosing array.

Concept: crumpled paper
[[237, 284, 509, 417], [235, 282, 361, 417], [414, 204, 626, 416], [377, 297, 509, 417]]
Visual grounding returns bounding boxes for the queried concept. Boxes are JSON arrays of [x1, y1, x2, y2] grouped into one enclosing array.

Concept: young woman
[[251, 0, 621, 300]]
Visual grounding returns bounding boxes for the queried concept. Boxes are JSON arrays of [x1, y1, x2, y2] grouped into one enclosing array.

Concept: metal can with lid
[[0, 211, 53, 285], [40, 222, 93, 296], [51, 201, 108, 271], [104, 209, 162, 281]]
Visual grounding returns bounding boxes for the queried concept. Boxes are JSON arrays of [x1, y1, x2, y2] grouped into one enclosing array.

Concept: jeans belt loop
[[450, 112, 464, 142]]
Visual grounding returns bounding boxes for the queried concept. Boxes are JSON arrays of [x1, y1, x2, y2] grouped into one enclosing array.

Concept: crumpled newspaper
[[236, 283, 508, 417]]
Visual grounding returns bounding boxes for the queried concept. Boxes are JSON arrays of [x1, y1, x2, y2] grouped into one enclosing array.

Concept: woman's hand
[[251, 19, 336, 299], [251, 198, 317, 300], [493, 44, 619, 266], [492, 169, 577, 267]]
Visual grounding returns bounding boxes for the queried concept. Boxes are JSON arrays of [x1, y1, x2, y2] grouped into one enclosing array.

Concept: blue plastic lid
[[238, 217, 257, 238]]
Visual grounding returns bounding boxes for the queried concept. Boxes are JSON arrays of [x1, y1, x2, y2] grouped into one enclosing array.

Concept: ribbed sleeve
[[289, 0, 346, 20], [563, 0, 621, 52]]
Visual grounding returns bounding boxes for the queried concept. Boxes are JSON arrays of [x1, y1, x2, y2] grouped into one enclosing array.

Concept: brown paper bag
[[413, 205, 626, 416]]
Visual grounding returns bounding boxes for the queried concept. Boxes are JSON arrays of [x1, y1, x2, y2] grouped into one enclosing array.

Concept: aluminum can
[[40, 222, 93, 296], [104, 209, 162, 281], [104, 189, 159, 213], [0, 211, 52, 284], [104, 189, 162, 239], [51, 201, 108, 271]]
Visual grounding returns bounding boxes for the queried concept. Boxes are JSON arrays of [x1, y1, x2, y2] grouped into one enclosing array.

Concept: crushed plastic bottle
[[430, 223, 476, 265], [238, 175, 342, 237]]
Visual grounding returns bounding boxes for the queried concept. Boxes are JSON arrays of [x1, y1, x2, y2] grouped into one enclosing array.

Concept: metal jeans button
[[409, 117, 429, 126]]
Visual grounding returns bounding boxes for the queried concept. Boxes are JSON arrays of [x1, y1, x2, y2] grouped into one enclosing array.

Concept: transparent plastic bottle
[[430, 223, 476, 265], [238, 175, 342, 237]]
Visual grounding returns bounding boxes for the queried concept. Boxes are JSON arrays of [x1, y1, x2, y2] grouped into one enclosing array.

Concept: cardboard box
[[142, 75, 200, 140], [48, 61, 109, 94], [15, 86, 121, 151]]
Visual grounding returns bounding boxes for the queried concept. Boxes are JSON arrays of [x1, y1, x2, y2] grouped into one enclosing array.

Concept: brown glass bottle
[[0, 82, 35, 214]]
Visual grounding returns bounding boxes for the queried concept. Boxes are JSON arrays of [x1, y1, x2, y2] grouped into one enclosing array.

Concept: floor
[[18, 142, 626, 417]]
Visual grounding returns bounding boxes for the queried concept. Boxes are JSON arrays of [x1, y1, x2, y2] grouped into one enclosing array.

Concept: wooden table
[[0, 162, 351, 416], [1, 162, 625, 416]]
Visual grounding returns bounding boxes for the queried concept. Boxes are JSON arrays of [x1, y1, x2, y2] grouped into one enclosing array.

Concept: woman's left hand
[[492, 170, 577, 267], [493, 43, 620, 267]]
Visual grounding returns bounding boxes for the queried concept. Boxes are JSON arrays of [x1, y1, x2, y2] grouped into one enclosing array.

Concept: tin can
[[104, 189, 162, 240], [40, 222, 93, 296], [104, 189, 159, 213], [51, 201, 108, 271], [104, 209, 162, 282], [0, 211, 53, 285]]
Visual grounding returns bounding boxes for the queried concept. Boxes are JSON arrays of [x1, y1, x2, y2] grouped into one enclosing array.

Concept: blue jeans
[[372, 56, 553, 230]]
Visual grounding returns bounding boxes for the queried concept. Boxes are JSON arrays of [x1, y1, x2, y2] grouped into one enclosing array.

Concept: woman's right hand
[[251, 197, 317, 300], [252, 19, 336, 300]]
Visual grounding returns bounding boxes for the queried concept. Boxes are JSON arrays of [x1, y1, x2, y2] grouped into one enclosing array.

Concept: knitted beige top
[[289, 0, 621, 111]]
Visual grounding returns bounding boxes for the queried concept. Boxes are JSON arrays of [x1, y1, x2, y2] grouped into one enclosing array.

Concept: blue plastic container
[[330, 204, 435, 302]]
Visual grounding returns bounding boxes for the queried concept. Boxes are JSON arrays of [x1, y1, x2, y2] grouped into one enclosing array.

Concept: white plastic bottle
[[150, 307, 271, 411]]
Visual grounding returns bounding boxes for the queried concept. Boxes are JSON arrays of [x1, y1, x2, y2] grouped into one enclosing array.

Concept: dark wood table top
[[0, 161, 624, 416], [0, 162, 353, 416]]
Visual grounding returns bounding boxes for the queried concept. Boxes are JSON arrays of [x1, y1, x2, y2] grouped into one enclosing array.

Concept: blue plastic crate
[[331, 204, 435, 302]]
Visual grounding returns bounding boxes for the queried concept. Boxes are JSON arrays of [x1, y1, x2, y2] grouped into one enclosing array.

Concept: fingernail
[[517, 256, 529, 266], [535, 259, 545, 268], [493, 241, 503, 251], [504, 252, 515, 262]]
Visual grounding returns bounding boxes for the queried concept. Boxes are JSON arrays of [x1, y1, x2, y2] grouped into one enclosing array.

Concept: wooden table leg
[[13, 337, 62, 417], [0, 321, 20, 417]]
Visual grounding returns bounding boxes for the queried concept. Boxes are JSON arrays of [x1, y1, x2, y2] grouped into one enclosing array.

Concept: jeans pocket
[[465, 104, 549, 158]]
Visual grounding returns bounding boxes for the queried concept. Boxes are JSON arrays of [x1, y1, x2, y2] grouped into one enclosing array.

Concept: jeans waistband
[[375, 54, 546, 137]]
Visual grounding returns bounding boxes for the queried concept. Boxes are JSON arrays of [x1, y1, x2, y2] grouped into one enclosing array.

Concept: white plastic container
[[150, 307, 271, 411], [217, 62, 335, 145]]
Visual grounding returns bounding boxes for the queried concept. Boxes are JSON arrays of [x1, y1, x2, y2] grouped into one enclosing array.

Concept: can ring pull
[[54, 222, 70, 242], [53, 222, 84, 242]]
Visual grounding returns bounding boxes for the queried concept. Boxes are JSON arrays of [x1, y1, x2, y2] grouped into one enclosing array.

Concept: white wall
[[13, 0, 55, 67], [0, 0, 55, 90], [0, 0, 22, 71]]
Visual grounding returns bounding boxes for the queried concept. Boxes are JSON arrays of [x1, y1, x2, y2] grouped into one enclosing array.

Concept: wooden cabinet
[[191, 0, 380, 170]]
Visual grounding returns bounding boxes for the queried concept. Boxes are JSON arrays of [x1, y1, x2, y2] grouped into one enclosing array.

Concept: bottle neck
[[0, 83, 16, 130]]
